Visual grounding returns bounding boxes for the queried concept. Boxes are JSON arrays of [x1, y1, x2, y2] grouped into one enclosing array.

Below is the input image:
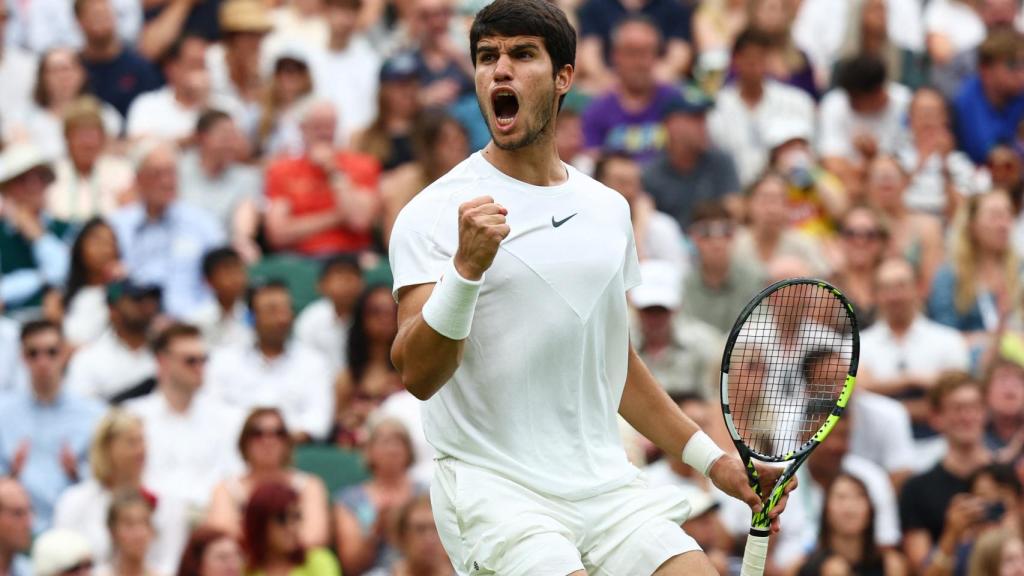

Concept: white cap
[[32, 530, 92, 576], [630, 260, 683, 310], [0, 143, 53, 187], [763, 117, 813, 151]]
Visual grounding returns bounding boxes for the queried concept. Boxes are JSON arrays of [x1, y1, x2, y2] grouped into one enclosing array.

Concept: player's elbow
[[400, 372, 442, 401]]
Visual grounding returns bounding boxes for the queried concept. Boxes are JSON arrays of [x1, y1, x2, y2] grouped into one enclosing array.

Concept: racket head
[[720, 278, 859, 463]]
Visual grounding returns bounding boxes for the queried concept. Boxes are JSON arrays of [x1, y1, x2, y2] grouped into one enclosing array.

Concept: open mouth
[[492, 89, 519, 128]]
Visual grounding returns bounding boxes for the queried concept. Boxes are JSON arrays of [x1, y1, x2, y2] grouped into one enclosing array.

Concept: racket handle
[[740, 530, 770, 576]]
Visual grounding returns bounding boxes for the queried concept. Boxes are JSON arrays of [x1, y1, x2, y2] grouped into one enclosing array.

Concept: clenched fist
[[454, 196, 510, 281]]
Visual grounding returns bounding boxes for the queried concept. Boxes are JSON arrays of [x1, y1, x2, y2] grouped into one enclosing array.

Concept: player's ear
[[555, 64, 574, 96]]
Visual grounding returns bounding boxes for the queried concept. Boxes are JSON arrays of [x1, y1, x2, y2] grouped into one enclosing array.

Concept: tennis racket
[[720, 278, 859, 576]]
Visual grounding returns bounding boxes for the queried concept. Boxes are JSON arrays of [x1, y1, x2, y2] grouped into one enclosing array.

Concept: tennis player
[[388, 1, 792, 573]]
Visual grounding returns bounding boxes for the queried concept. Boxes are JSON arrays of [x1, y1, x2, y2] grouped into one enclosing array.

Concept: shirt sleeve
[[623, 207, 641, 291], [33, 232, 70, 287], [388, 196, 452, 300]]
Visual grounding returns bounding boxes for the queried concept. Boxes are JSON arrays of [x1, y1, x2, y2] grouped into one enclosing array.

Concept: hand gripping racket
[[720, 278, 859, 576]]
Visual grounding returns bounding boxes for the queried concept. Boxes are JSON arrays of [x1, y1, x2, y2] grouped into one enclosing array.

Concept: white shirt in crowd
[[293, 298, 350, 373], [709, 80, 816, 186], [126, 87, 242, 142], [63, 287, 111, 346], [321, 36, 381, 144], [377, 390, 435, 485], [206, 342, 334, 440], [849, 390, 916, 475], [638, 210, 689, 274], [53, 478, 189, 575], [47, 155, 136, 224], [643, 458, 753, 537], [0, 46, 36, 129], [818, 83, 912, 162], [125, 391, 245, 510], [925, 0, 986, 55], [859, 315, 970, 381], [771, 454, 901, 569], [0, 316, 27, 394], [188, 301, 253, 351], [390, 151, 641, 500], [14, 104, 123, 160], [24, 0, 140, 53], [65, 329, 157, 401]]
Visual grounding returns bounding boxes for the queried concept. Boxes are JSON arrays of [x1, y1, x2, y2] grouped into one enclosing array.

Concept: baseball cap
[[763, 117, 813, 151], [106, 279, 162, 304], [630, 260, 683, 310], [32, 530, 92, 576], [219, 0, 272, 33], [661, 86, 714, 118], [380, 53, 419, 83]]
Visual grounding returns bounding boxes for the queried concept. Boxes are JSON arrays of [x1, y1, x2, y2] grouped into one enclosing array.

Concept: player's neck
[[481, 140, 567, 187]]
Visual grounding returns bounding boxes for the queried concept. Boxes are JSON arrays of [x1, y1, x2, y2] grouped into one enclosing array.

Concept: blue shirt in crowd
[[82, 48, 163, 119], [953, 75, 1024, 164]]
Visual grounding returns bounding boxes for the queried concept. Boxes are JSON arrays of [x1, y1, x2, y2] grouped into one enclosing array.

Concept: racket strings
[[727, 283, 854, 459]]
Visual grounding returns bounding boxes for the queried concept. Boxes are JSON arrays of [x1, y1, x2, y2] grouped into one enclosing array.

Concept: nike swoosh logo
[[552, 213, 578, 228]]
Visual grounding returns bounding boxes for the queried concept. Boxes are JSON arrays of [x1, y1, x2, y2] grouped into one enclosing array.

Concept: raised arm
[[391, 196, 509, 400]]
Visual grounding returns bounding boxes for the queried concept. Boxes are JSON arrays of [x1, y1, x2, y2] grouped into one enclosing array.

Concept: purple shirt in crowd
[[581, 84, 679, 164]]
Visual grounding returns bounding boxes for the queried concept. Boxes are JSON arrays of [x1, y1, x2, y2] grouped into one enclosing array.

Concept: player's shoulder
[[392, 154, 483, 235]]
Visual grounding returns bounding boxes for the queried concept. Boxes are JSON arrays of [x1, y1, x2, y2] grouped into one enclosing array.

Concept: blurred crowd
[[5, 0, 1024, 574]]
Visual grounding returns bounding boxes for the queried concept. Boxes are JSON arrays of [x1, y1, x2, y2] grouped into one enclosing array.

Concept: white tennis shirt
[[390, 151, 642, 500]]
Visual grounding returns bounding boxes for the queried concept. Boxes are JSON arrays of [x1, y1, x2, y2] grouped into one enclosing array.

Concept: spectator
[[900, 372, 993, 571], [954, 30, 1024, 165], [53, 409, 189, 574], [847, 387, 918, 494], [818, 54, 913, 194], [365, 494, 454, 576], [76, 0, 162, 119], [555, 106, 592, 175], [795, 473, 908, 576], [264, 0, 329, 52], [0, 313, 28, 394], [46, 97, 135, 225], [709, 28, 815, 187], [898, 88, 978, 218], [928, 190, 1017, 343], [25, 0, 139, 55], [680, 201, 763, 333], [97, 489, 159, 576], [109, 141, 225, 319], [175, 527, 244, 576], [124, 323, 244, 513], [242, 482, 339, 576], [264, 99, 380, 256], [66, 280, 160, 401], [257, 50, 316, 156], [0, 477, 34, 576], [321, 0, 380, 144], [860, 258, 970, 435], [830, 206, 890, 328], [692, 0, 747, 60], [206, 408, 330, 548], [0, 144, 72, 315], [642, 91, 741, 231], [294, 255, 363, 372], [380, 111, 470, 247], [983, 359, 1024, 456], [127, 36, 216, 142], [0, 320, 104, 532], [593, 153, 686, 269], [771, 415, 902, 573], [207, 281, 334, 441], [13, 49, 122, 160], [206, 0, 272, 139], [188, 248, 253, 350], [969, 528, 1024, 576], [0, 2, 36, 130], [62, 218, 124, 346], [866, 155, 945, 299], [352, 54, 421, 172], [334, 418, 419, 575], [732, 171, 829, 278], [136, 0, 222, 63], [746, 0, 818, 99], [576, 0, 693, 91], [178, 110, 263, 263], [31, 530, 93, 576], [628, 260, 723, 399], [763, 118, 848, 237], [406, 0, 473, 111], [334, 285, 400, 448], [926, 0, 986, 90], [580, 16, 679, 164]]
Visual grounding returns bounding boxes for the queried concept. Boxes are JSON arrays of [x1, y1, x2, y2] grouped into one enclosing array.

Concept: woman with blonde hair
[[968, 529, 1024, 576], [53, 409, 189, 575], [927, 190, 1018, 347]]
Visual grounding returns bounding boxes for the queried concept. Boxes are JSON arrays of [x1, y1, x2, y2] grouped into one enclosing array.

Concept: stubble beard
[[481, 88, 557, 152]]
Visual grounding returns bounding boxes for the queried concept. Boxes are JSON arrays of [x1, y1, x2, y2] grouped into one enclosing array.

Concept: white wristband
[[421, 259, 483, 340], [682, 431, 726, 477]]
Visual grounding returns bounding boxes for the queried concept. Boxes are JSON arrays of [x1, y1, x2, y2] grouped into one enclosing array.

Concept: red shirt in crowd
[[265, 151, 380, 255]]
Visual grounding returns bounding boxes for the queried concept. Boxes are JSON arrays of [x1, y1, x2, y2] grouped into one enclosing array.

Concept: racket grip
[[740, 530, 770, 576]]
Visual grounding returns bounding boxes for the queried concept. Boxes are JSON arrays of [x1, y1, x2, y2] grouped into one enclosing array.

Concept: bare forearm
[[393, 316, 463, 400], [619, 347, 701, 458], [138, 0, 191, 60], [266, 211, 341, 249]]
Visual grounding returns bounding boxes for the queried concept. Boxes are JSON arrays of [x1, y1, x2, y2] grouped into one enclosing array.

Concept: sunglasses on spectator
[[59, 561, 93, 576], [176, 353, 208, 367], [25, 346, 60, 360], [249, 426, 288, 439], [273, 510, 302, 526], [840, 228, 884, 241], [690, 221, 734, 238]]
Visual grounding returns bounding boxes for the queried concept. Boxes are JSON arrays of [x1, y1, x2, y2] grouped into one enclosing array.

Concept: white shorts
[[431, 457, 701, 576]]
